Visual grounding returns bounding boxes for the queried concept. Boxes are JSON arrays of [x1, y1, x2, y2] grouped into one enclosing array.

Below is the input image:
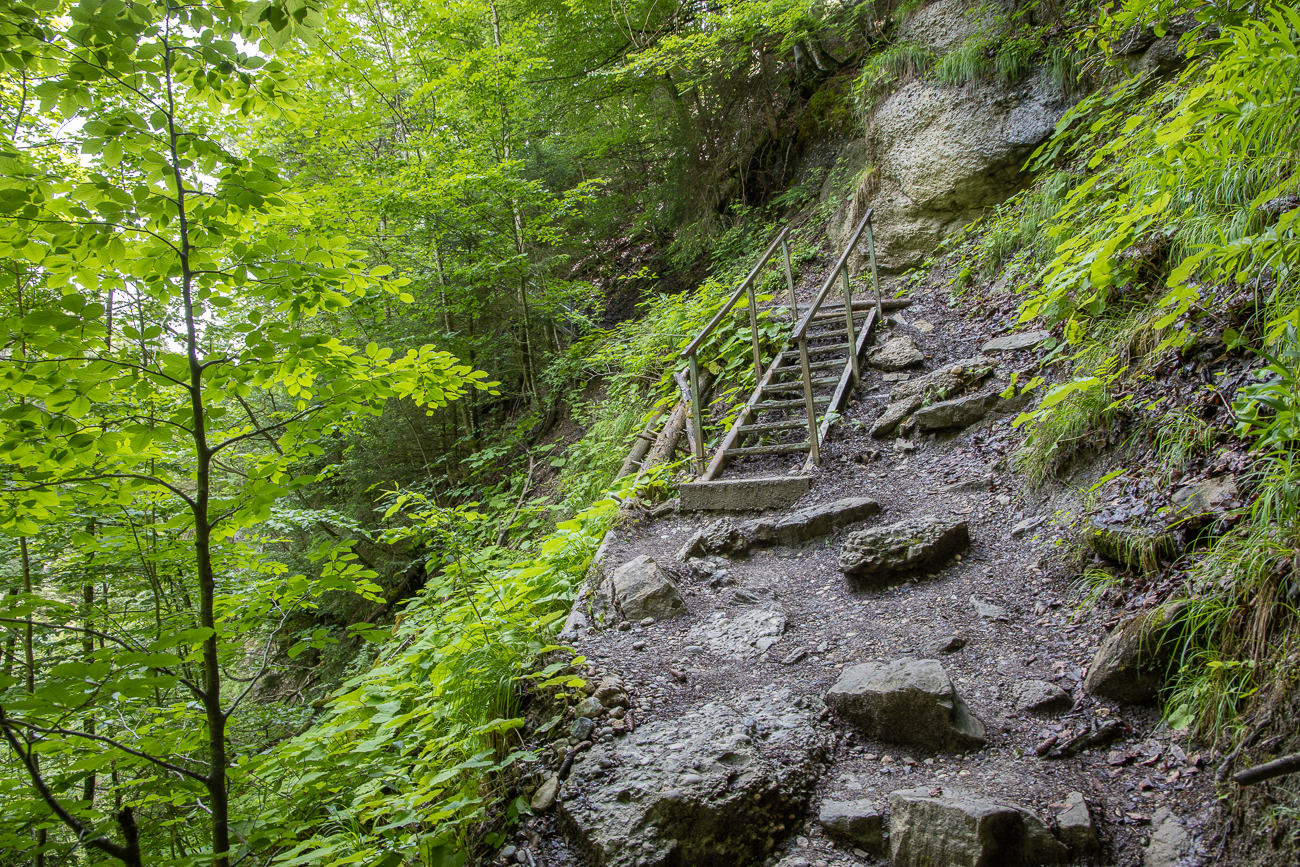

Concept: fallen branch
[[1232, 751, 1300, 786]]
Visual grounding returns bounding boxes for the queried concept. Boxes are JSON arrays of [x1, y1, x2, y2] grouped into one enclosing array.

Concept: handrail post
[[745, 278, 763, 386], [866, 216, 883, 323], [781, 239, 797, 314], [688, 354, 706, 476], [798, 336, 820, 466], [840, 266, 860, 386]]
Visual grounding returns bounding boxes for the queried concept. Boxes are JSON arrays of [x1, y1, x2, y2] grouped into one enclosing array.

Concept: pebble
[[640, 617, 655, 627], [618, 621, 632, 631], [632, 640, 647, 650]]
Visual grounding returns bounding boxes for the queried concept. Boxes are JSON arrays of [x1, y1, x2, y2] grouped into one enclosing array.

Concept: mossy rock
[[1086, 521, 1177, 574]]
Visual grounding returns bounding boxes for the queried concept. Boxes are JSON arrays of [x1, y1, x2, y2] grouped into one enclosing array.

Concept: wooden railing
[[679, 227, 796, 474], [790, 209, 881, 466]]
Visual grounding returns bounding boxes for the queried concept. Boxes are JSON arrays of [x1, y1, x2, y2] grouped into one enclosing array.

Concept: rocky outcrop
[[897, 0, 1016, 52], [870, 395, 923, 438], [867, 335, 925, 370], [818, 799, 886, 854], [890, 356, 996, 403], [888, 787, 1069, 867], [838, 516, 969, 582], [1083, 604, 1183, 703], [825, 658, 986, 751], [609, 555, 688, 621], [834, 67, 1069, 272], [558, 692, 828, 867]]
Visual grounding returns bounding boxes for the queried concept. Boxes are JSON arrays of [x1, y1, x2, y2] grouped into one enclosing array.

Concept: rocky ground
[[494, 268, 1220, 867]]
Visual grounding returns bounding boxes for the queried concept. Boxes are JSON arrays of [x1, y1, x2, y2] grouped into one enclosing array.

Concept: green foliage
[[1232, 326, 1300, 451], [853, 41, 936, 117], [257, 471, 665, 864]]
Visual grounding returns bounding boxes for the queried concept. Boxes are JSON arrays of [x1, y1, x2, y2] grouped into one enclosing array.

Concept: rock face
[[898, 0, 1015, 52], [982, 330, 1050, 353], [834, 68, 1068, 272], [888, 787, 1069, 867], [1083, 604, 1183, 703], [914, 390, 1001, 431], [867, 335, 925, 370], [609, 555, 687, 621], [558, 692, 828, 867], [818, 799, 886, 854], [1011, 679, 1073, 715], [838, 516, 969, 581], [825, 658, 986, 751], [688, 608, 788, 659]]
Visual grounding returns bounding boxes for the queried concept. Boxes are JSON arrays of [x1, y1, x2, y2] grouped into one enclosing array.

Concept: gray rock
[[557, 692, 828, 867], [818, 799, 886, 854], [924, 634, 967, 656], [1056, 792, 1099, 854], [825, 658, 986, 751], [1144, 808, 1192, 867], [943, 475, 994, 493], [1012, 679, 1073, 715], [1010, 516, 1047, 538], [914, 390, 1001, 431], [890, 357, 996, 404], [838, 516, 970, 582], [747, 497, 881, 546], [981, 330, 1050, 353], [867, 335, 925, 370], [531, 774, 560, 812], [971, 596, 1009, 622], [688, 608, 787, 658], [889, 787, 1069, 867], [677, 518, 748, 560], [1085, 521, 1177, 573], [871, 396, 923, 438], [570, 717, 596, 740], [610, 555, 687, 621], [575, 696, 605, 719], [1083, 604, 1183, 703]]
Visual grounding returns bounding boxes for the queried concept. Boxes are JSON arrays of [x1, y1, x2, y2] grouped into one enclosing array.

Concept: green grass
[[853, 41, 937, 118]]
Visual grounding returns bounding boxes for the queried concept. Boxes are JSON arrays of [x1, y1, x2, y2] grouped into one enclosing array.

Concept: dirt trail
[[518, 269, 1215, 867]]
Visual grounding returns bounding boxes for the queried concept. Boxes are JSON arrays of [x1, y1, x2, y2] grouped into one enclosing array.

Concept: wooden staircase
[[678, 210, 891, 510]]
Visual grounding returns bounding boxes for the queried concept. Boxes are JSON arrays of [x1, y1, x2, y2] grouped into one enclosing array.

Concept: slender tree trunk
[[20, 537, 45, 867]]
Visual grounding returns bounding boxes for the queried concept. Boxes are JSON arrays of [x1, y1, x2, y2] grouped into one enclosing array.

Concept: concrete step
[[679, 475, 813, 512]]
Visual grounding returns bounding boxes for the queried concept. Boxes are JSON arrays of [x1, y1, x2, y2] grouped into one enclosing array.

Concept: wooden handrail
[[792, 209, 873, 341], [679, 226, 791, 359]]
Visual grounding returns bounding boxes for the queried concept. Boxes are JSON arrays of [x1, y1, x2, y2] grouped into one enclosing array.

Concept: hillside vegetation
[[1, 0, 1299, 865]]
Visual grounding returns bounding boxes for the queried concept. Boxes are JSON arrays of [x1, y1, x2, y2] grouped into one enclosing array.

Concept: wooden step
[[781, 342, 851, 358], [762, 376, 841, 392], [751, 396, 832, 412], [737, 418, 812, 434], [774, 359, 842, 376], [726, 442, 812, 457], [809, 310, 871, 324]]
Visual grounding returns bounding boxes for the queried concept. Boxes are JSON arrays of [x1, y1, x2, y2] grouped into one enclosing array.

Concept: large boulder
[[558, 691, 829, 867], [1083, 603, 1184, 703], [833, 68, 1069, 272], [889, 787, 1069, 867], [825, 658, 986, 751], [838, 516, 969, 582], [609, 555, 687, 621]]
